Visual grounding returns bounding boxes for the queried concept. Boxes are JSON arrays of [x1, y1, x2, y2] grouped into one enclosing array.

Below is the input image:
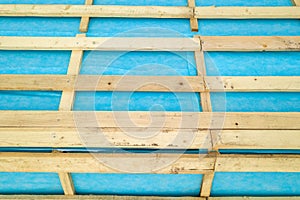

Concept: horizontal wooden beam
[[1, 36, 299, 51], [201, 36, 300, 51], [0, 37, 200, 51], [0, 5, 193, 18], [0, 128, 210, 149], [213, 130, 300, 150], [195, 7, 300, 19], [0, 196, 299, 200], [0, 195, 203, 200], [215, 154, 300, 172], [0, 196, 298, 200], [0, 75, 204, 92], [1, 128, 299, 150], [1, 75, 299, 92], [0, 152, 215, 173], [0, 153, 299, 173], [0, 111, 299, 130], [210, 198, 300, 200], [206, 76, 300, 92], [0, 5, 299, 19]]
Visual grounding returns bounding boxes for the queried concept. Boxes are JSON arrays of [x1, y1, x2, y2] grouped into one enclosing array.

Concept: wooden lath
[[0, 111, 299, 130], [0, 153, 215, 174], [1, 129, 300, 150], [187, 0, 198, 32], [0, 196, 299, 200], [195, 35, 215, 198], [0, 196, 205, 200], [0, 128, 209, 149], [57, 33, 86, 195], [0, 153, 299, 173], [0, 36, 299, 51], [1, 75, 299, 92], [79, 0, 93, 32], [0, 5, 299, 19], [292, 0, 300, 6]]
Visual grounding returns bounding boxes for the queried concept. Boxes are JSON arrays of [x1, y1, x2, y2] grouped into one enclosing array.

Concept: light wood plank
[[195, 36, 215, 198], [210, 198, 300, 200], [58, 172, 75, 195], [292, 0, 300, 6], [205, 76, 300, 92], [200, 171, 215, 197], [0, 128, 209, 149], [215, 155, 300, 172], [0, 5, 193, 18], [1, 36, 299, 51], [59, 34, 85, 195], [201, 36, 300, 51], [0, 37, 200, 51], [0, 75, 204, 92], [0, 195, 204, 200], [2, 75, 300, 92], [195, 7, 300, 18], [187, 0, 198, 32], [0, 5, 299, 19], [79, 0, 94, 32], [0, 153, 215, 173], [0, 196, 299, 200], [0, 111, 299, 130], [213, 130, 300, 149], [1, 153, 299, 173]]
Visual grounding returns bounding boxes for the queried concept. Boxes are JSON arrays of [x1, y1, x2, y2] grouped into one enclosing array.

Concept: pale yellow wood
[[59, 34, 85, 195], [187, 0, 198, 32], [0, 195, 204, 200], [205, 76, 300, 92], [2, 75, 300, 92], [1, 197, 299, 200], [0, 153, 215, 173], [1, 153, 300, 173], [0, 5, 193, 18], [59, 34, 84, 113], [200, 171, 215, 197], [201, 36, 300, 51], [0, 75, 73, 90], [215, 155, 300, 172], [292, 0, 300, 6], [200, 92, 212, 112], [1, 36, 299, 52], [0, 37, 200, 51], [59, 91, 75, 111], [210, 198, 300, 200], [0, 75, 204, 92], [195, 6, 300, 18], [79, 0, 94, 32], [213, 130, 300, 149], [0, 128, 209, 149], [0, 5, 299, 19], [58, 172, 75, 195], [0, 111, 299, 129]]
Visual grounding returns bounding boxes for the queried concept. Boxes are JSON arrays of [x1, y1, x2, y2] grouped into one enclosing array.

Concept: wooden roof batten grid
[[0, 2, 299, 199]]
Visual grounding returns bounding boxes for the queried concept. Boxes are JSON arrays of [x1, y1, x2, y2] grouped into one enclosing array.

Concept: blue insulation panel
[[0, 0, 299, 197]]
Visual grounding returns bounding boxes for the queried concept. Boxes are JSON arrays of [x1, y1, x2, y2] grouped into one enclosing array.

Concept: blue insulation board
[[0, 0, 300, 196]]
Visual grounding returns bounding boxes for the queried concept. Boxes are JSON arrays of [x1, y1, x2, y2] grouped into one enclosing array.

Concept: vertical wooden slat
[[195, 36, 215, 197], [188, 0, 198, 32], [79, 0, 93, 32], [58, 172, 75, 195], [58, 34, 85, 195], [200, 171, 215, 197], [291, 0, 300, 6]]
